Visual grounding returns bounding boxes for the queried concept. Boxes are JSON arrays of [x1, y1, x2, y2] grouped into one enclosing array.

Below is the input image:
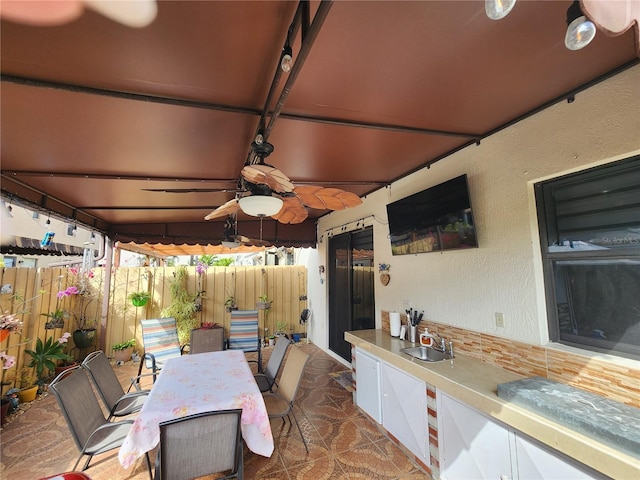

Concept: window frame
[[535, 156, 640, 360]]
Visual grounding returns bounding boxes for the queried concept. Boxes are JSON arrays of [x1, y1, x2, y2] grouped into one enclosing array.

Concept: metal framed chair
[[254, 335, 290, 392], [262, 346, 310, 452], [81, 350, 150, 420], [155, 409, 243, 480], [137, 317, 185, 384], [48, 366, 152, 475], [189, 326, 225, 354], [228, 310, 262, 373]]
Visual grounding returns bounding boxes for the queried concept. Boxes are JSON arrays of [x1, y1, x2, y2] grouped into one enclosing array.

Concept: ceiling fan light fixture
[[238, 195, 283, 217], [221, 240, 240, 249], [565, 1, 596, 50], [280, 44, 293, 73], [485, 0, 516, 20]]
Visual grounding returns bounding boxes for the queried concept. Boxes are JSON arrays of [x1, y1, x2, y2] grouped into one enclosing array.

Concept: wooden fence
[[0, 265, 307, 394]]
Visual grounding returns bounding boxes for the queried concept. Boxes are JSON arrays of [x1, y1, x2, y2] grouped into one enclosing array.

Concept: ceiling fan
[[204, 133, 362, 225], [221, 215, 268, 248]]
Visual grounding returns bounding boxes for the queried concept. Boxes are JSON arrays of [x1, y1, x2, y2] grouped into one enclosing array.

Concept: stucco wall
[[311, 64, 640, 356]]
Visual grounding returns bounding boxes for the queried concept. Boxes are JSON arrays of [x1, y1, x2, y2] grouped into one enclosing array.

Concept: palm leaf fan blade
[[241, 165, 294, 192], [204, 198, 240, 220], [272, 197, 309, 224], [295, 186, 362, 210], [292, 186, 326, 209], [335, 191, 363, 208]]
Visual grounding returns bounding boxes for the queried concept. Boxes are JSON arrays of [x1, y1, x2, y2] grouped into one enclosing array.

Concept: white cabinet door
[[514, 433, 603, 480], [381, 362, 429, 466], [355, 348, 382, 423], [438, 392, 513, 480]]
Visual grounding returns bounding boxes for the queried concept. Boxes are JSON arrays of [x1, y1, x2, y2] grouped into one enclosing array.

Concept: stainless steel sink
[[401, 346, 452, 362]]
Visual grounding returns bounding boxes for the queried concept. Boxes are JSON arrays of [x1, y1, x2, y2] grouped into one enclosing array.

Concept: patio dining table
[[118, 350, 274, 469]]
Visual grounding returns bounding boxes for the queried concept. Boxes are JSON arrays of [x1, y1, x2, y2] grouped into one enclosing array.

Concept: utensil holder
[[409, 325, 418, 343]]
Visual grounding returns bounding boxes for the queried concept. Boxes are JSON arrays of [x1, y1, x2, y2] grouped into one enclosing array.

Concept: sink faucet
[[433, 334, 454, 357]]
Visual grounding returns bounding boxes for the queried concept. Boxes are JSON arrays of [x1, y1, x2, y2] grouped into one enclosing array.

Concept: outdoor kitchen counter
[[345, 329, 640, 480]]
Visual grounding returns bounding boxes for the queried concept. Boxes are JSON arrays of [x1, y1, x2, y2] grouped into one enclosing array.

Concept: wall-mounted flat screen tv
[[386, 174, 478, 255]]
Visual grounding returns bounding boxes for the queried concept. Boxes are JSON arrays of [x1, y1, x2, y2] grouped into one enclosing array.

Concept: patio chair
[[81, 350, 150, 420], [137, 317, 186, 384], [189, 326, 225, 354], [262, 346, 310, 452], [254, 335, 290, 392], [155, 409, 243, 480], [48, 366, 152, 475], [228, 310, 262, 373]]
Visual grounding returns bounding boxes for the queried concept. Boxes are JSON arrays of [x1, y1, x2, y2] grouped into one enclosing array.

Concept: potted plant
[[57, 267, 101, 349], [128, 291, 150, 307], [112, 338, 136, 362], [41, 309, 68, 329], [225, 296, 238, 312], [161, 266, 198, 344], [275, 320, 288, 337], [6, 368, 38, 403], [256, 294, 272, 310], [24, 332, 73, 395]]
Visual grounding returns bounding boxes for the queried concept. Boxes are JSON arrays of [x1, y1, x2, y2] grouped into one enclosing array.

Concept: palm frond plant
[[24, 332, 73, 386]]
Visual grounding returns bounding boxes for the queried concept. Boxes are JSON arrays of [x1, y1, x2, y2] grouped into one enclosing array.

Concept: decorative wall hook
[[378, 263, 390, 286]]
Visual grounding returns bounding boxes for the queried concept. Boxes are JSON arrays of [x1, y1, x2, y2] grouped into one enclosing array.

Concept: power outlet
[[403, 300, 411, 311], [495, 312, 505, 328]]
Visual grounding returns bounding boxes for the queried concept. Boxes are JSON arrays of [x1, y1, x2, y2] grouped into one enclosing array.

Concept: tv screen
[[386, 174, 478, 255]]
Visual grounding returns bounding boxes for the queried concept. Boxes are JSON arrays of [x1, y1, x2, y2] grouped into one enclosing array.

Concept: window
[[3, 256, 16, 267], [535, 156, 640, 359], [66, 223, 77, 237]]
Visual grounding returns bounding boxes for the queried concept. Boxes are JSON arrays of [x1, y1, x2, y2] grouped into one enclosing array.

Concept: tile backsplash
[[381, 310, 640, 408]]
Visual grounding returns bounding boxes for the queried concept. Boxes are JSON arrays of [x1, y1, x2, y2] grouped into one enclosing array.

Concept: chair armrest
[[127, 371, 159, 392]]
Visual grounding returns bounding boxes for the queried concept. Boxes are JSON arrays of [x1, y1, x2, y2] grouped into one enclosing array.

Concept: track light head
[[485, 0, 516, 20], [565, 1, 596, 50], [280, 44, 293, 73]]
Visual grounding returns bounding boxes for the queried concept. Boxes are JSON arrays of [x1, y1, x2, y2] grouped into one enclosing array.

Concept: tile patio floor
[[0, 342, 430, 479]]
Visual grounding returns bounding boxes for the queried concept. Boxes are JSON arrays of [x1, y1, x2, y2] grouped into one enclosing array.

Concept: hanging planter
[[42, 309, 68, 330], [73, 328, 96, 349], [128, 291, 150, 307]]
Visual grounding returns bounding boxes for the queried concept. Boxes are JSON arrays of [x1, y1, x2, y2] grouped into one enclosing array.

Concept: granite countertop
[[345, 329, 640, 480]]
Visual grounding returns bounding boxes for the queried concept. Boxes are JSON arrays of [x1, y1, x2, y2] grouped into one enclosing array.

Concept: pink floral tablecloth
[[119, 350, 274, 468]]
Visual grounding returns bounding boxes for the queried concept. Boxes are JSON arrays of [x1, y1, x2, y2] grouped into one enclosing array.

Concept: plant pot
[[1, 399, 10, 426], [45, 320, 65, 330], [113, 347, 134, 362], [131, 297, 148, 307], [55, 362, 78, 379], [17, 385, 38, 403], [0, 329, 9, 342], [73, 328, 96, 349]]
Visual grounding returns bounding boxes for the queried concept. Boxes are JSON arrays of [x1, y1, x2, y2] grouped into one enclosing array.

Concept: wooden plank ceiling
[[1, 1, 638, 247]]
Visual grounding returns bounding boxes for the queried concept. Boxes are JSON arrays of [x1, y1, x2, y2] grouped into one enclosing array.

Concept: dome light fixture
[[238, 195, 283, 217], [565, 0, 596, 50], [485, 0, 516, 20]]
